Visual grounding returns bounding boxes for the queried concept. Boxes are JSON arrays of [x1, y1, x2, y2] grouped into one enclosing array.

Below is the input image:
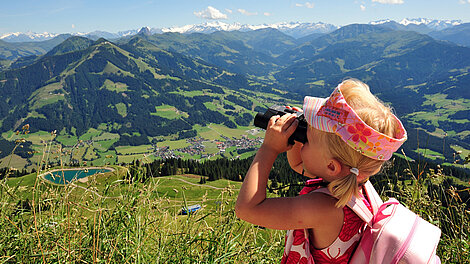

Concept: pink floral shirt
[[281, 179, 371, 264]]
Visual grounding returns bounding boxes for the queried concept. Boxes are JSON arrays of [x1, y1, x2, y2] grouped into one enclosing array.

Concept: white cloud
[[305, 2, 315, 8], [71, 24, 75, 29], [360, 4, 366, 10], [194, 6, 228, 20], [238, 9, 258, 16], [264, 12, 272, 16], [372, 0, 404, 4], [225, 9, 233, 14], [296, 2, 315, 8], [459, 0, 470, 4]]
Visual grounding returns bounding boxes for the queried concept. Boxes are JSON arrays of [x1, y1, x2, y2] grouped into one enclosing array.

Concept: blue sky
[[1, 0, 470, 35]]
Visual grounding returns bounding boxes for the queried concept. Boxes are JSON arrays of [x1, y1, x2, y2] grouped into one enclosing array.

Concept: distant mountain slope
[[0, 34, 71, 60], [272, 25, 470, 146], [8, 36, 95, 69], [429, 23, 470, 47], [135, 30, 287, 76], [210, 28, 298, 57], [276, 24, 392, 65]]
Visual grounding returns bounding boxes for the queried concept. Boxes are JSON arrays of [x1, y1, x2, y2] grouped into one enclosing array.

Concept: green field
[[115, 145, 153, 155], [117, 153, 155, 164], [157, 139, 190, 149], [406, 93, 470, 138], [151, 105, 188, 119], [414, 148, 444, 161]]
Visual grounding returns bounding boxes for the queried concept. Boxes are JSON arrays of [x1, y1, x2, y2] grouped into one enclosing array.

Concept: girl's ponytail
[[328, 172, 358, 208]]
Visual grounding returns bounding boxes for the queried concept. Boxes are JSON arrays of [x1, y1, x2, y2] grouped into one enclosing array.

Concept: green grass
[[93, 132, 119, 141], [79, 128, 102, 141], [406, 93, 470, 137], [115, 145, 153, 155], [414, 148, 444, 161], [3, 130, 52, 145], [151, 105, 188, 119], [115, 102, 127, 117], [28, 82, 66, 110], [92, 151, 117, 166], [83, 145, 98, 160], [117, 153, 157, 164], [100, 79, 129, 92], [0, 154, 28, 169], [93, 139, 119, 152], [55, 134, 78, 146], [157, 139, 190, 150], [0, 170, 284, 263], [208, 124, 252, 139], [1, 157, 469, 263]]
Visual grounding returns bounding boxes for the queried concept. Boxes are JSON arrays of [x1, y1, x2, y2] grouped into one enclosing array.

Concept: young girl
[[235, 79, 407, 263]]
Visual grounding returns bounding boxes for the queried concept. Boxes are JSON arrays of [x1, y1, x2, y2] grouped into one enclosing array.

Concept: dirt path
[[165, 176, 225, 190]]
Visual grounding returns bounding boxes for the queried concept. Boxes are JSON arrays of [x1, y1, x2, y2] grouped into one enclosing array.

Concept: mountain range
[[0, 21, 469, 170], [0, 18, 463, 42]]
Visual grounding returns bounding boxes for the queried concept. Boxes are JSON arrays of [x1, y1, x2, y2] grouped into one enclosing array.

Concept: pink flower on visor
[[303, 84, 407, 160]]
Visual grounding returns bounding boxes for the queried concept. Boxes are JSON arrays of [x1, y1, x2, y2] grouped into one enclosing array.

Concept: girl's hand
[[261, 114, 298, 155]]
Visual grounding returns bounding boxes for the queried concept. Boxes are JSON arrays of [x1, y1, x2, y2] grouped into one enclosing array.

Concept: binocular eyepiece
[[253, 105, 308, 145]]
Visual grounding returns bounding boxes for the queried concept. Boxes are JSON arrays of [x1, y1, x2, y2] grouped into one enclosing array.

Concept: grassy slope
[[2, 170, 284, 263]]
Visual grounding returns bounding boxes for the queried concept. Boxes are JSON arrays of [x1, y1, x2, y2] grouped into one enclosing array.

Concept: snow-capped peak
[[370, 18, 462, 31], [370, 19, 393, 25], [399, 18, 461, 30], [161, 21, 337, 38], [0, 31, 59, 42]]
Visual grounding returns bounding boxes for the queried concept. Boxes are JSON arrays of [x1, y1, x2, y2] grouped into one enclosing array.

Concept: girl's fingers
[[286, 118, 299, 134], [269, 114, 297, 132], [268, 115, 280, 127], [281, 114, 297, 130]]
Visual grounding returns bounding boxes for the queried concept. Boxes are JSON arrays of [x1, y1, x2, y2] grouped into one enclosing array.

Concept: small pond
[[42, 168, 113, 185]]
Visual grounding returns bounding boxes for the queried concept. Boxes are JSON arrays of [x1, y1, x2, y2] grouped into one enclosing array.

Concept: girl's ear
[[326, 158, 343, 177]]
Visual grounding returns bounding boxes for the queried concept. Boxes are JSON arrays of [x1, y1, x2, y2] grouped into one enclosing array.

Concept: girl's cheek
[[300, 145, 306, 160]]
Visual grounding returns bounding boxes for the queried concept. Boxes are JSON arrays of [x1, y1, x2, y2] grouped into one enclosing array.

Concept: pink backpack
[[316, 181, 442, 264]]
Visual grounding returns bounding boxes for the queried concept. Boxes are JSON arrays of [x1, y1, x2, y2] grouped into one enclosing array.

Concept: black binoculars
[[253, 105, 308, 145]]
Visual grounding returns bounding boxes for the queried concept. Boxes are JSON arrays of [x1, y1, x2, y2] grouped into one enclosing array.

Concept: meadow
[[1, 168, 285, 263], [0, 158, 469, 263]]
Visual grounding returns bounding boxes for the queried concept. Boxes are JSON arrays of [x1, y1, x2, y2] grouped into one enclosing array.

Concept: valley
[[0, 22, 469, 174]]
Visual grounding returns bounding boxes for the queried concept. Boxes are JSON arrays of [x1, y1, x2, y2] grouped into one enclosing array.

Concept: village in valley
[[153, 130, 264, 160]]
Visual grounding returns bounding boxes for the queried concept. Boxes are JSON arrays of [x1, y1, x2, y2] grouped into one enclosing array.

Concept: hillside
[[0, 37, 254, 138]]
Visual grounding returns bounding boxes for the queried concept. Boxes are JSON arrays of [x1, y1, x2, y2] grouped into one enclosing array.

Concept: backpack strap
[[313, 181, 383, 227], [362, 181, 383, 213]]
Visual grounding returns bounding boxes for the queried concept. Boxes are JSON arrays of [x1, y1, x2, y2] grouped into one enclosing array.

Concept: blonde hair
[[320, 79, 401, 207]]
